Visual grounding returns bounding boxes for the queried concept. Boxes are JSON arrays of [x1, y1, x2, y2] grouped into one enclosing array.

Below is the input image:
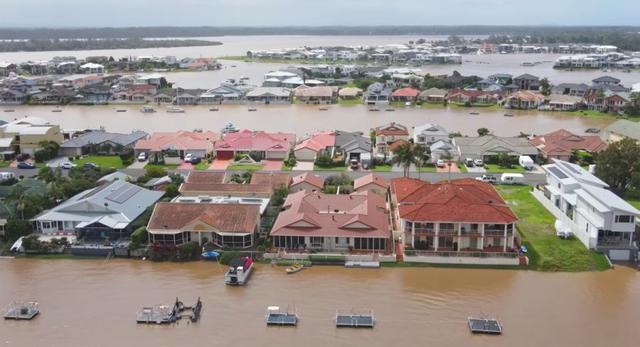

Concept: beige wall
[[291, 182, 322, 192]]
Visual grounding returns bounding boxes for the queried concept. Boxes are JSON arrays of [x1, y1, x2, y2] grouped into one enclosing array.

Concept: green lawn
[[457, 163, 468, 173], [194, 162, 210, 170], [313, 165, 346, 172], [622, 191, 640, 210], [496, 185, 609, 272], [73, 156, 124, 169], [372, 165, 392, 172], [417, 166, 436, 172], [227, 164, 263, 171], [0, 161, 9, 168], [145, 163, 179, 170], [484, 164, 527, 173], [337, 97, 363, 106], [281, 164, 293, 171]]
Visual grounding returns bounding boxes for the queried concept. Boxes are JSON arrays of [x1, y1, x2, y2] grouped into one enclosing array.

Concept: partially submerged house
[[529, 129, 607, 161]]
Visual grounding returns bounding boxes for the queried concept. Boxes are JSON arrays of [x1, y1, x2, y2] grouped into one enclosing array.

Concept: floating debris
[[4, 301, 39, 320]]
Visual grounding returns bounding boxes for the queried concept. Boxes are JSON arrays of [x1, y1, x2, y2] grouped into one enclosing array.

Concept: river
[[0, 259, 638, 347]]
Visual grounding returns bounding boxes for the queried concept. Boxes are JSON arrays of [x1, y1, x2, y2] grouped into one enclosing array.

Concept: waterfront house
[[454, 135, 538, 163], [294, 86, 337, 104], [60, 130, 148, 157], [0, 62, 18, 77], [503, 90, 545, 109], [135, 73, 164, 86], [147, 203, 260, 248], [215, 130, 295, 161], [294, 131, 336, 162], [418, 88, 448, 103], [592, 76, 621, 86], [79, 85, 112, 104], [246, 87, 292, 104], [529, 129, 607, 161], [600, 119, 640, 144], [546, 95, 583, 111], [447, 89, 500, 105], [430, 140, 458, 163], [391, 87, 420, 102], [363, 82, 392, 105], [487, 73, 513, 85], [79, 63, 104, 74], [134, 130, 218, 163], [291, 173, 324, 192], [335, 130, 373, 164], [551, 83, 589, 97], [199, 84, 245, 104], [33, 180, 164, 239], [583, 91, 629, 113], [178, 171, 290, 199], [413, 123, 450, 146], [0, 89, 26, 104], [30, 87, 77, 104], [0, 117, 64, 156], [391, 178, 518, 253], [512, 73, 540, 90], [353, 173, 389, 196], [374, 122, 409, 157], [533, 159, 639, 260], [338, 87, 363, 100], [270, 190, 391, 253]]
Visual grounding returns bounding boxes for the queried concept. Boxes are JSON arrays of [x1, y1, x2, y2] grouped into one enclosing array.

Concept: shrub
[[130, 226, 148, 245], [145, 166, 167, 178], [219, 250, 241, 265], [177, 242, 200, 261], [149, 243, 177, 261]]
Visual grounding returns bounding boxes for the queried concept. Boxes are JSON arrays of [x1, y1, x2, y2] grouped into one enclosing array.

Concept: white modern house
[[413, 123, 450, 146], [533, 159, 639, 260]]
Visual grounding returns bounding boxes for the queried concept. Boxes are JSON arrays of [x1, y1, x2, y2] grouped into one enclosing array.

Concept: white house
[[533, 159, 639, 260], [413, 123, 450, 146]]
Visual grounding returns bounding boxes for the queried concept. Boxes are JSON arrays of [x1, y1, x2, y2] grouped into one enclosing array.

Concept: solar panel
[[548, 166, 568, 179], [106, 186, 141, 204]]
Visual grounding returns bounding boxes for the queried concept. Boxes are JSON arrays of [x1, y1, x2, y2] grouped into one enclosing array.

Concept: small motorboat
[[4, 301, 39, 320], [285, 263, 304, 274], [3, 109, 15, 113], [248, 107, 257, 112], [115, 108, 127, 112], [166, 106, 185, 113], [51, 108, 62, 113], [140, 106, 156, 113], [209, 108, 219, 112], [224, 256, 254, 285], [201, 251, 220, 260], [504, 113, 514, 117], [385, 108, 395, 112], [368, 107, 380, 112], [469, 111, 480, 115], [221, 122, 239, 134], [585, 128, 600, 134], [318, 107, 329, 111]]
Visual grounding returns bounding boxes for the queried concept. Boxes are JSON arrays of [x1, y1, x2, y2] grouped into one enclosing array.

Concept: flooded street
[[0, 104, 614, 137], [1, 259, 639, 347]]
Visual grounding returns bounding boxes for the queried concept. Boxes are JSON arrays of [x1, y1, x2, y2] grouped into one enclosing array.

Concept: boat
[[209, 108, 219, 112], [115, 108, 127, 113], [368, 107, 380, 112], [285, 263, 304, 274], [585, 128, 600, 134], [318, 107, 329, 111], [504, 113, 514, 117], [469, 111, 480, 115], [4, 301, 39, 320], [385, 108, 395, 112], [140, 106, 156, 113], [3, 109, 15, 113], [335, 310, 375, 328], [51, 107, 62, 113], [166, 106, 185, 113], [224, 256, 254, 285], [221, 122, 239, 134], [248, 107, 257, 112], [136, 297, 202, 324], [201, 251, 219, 260]]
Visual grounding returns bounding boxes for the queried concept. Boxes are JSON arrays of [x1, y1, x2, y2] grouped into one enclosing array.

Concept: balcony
[[484, 229, 505, 237], [414, 228, 435, 235], [438, 229, 457, 236]]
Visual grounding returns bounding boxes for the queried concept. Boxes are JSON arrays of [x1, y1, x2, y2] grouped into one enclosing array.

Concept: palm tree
[[413, 144, 428, 180], [392, 142, 415, 177]]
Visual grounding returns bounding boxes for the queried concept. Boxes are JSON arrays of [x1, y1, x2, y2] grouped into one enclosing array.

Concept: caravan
[[500, 173, 524, 185], [518, 155, 534, 170]]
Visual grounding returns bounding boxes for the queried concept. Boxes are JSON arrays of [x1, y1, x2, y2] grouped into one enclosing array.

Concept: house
[[134, 130, 218, 162], [430, 140, 458, 163], [0, 62, 18, 77], [335, 130, 372, 164], [546, 95, 583, 111], [246, 87, 292, 104], [530, 129, 607, 161], [353, 174, 389, 196], [146, 203, 260, 248], [30, 87, 77, 104], [178, 171, 290, 198], [215, 130, 295, 161], [79, 85, 112, 104], [0, 117, 64, 156], [533, 159, 639, 260], [454, 135, 538, 162], [135, 73, 164, 86], [601, 119, 640, 144], [338, 87, 363, 99], [512, 73, 540, 90], [199, 84, 245, 104], [294, 86, 337, 104], [60, 130, 148, 157], [291, 173, 324, 192], [0, 89, 27, 104], [391, 178, 518, 253], [583, 91, 629, 113], [391, 87, 420, 102], [592, 76, 621, 86], [144, 176, 173, 191], [503, 91, 545, 109], [487, 73, 512, 85], [413, 123, 449, 146], [374, 122, 409, 157], [294, 131, 336, 161], [448, 89, 501, 105], [551, 83, 589, 97], [363, 82, 392, 105], [270, 190, 391, 253], [79, 63, 104, 74], [32, 180, 164, 239], [418, 88, 448, 103]]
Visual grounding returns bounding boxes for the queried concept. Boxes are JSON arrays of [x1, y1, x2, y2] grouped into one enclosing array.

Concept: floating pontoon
[[4, 302, 39, 320], [468, 317, 502, 334], [335, 310, 375, 328], [266, 306, 298, 326]]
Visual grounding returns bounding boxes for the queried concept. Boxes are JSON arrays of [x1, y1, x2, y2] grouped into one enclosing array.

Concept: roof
[[513, 73, 539, 81], [530, 129, 607, 157], [543, 159, 608, 188], [294, 86, 336, 98], [506, 90, 545, 102], [147, 203, 259, 234], [33, 180, 164, 228], [419, 88, 448, 97], [575, 185, 640, 215], [134, 131, 218, 152], [250, 172, 291, 189], [179, 171, 287, 196], [603, 119, 640, 141], [455, 135, 538, 157], [98, 171, 133, 183], [592, 75, 621, 84], [334, 130, 371, 152], [338, 87, 363, 97], [185, 171, 226, 184], [391, 87, 420, 97], [246, 87, 291, 98], [61, 131, 148, 148], [270, 190, 390, 238], [414, 123, 449, 138], [0, 117, 57, 136], [294, 131, 336, 152], [354, 174, 389, 190], [291, 173, 324, 190], [375, 122, 409, 136], [391, 178, 518, 223], [216, 130, 295, 152]]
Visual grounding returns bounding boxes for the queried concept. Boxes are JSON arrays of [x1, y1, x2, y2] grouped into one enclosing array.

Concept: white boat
[[166, 106, 185, 113], [221, 122, 239, 134], [224, 256, 254, 286], [140, 106, 156, 113], [115, 108, 127, 113]]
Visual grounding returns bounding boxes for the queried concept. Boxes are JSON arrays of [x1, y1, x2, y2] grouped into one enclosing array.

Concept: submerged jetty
[[335, 310, 375, 328], [4, 302, 39, 320], [266, 306, 298, 326], [468, 317, 503, 334], [136, 297, 202, 325]]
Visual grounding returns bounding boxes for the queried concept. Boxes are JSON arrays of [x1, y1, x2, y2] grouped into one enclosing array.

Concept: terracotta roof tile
[[354, 174, 389, 190], [291, 173, 324, 189], [147, 202, 259, 234]]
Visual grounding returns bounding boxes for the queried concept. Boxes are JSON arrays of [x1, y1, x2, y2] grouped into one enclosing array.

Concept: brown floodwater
[[0, 104, 614, 138], [0, 259, 639, 347]]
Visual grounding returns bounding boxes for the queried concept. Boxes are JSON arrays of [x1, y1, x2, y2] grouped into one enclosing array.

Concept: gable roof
[[134, 130, 219, 151], [147, 203, 259, 234], [530, 129, 607, 156], [291, 173, 324, 190], [455, 135, 538, 157], [603, 119, 640, 141], [375, 122, 409, 136], [513, 73, 539, 81], [391, 87, 420, 97], [354, 174, 389, 190], [294, 131, 336, 152], [334, 130, 371, 152], [61, 131, 148, 148], [216, 130, 295, 152]]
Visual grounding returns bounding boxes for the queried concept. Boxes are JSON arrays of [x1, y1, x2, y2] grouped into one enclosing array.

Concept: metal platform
[[335, 311, 375, 328], [468, 317, 502, 334], [344, 261, 380, 268], [4, 302, 39, 320], [136, 297, 202, 325], [266, 306, 297, 326]]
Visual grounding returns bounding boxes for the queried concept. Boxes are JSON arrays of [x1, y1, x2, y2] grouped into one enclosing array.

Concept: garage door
[[608, 249, 630, 261], [216, 150, 234, 160]]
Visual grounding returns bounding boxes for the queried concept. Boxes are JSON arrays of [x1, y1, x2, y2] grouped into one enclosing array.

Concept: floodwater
[[0, 259, 638, 347], [0, 104, 615, 138]]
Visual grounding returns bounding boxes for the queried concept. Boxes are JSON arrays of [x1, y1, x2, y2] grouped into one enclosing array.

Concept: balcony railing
[[484, 230, 506, 236], [438, 230, 457, 236], [409, 250, 518, 259]]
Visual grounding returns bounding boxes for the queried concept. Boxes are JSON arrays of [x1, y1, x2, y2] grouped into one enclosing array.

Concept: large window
[[274, 236, 305, 249], [354, 238, 386, 250], [615, 215, 634, 223]]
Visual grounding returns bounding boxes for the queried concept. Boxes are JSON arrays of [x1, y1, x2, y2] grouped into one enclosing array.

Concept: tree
[[539, 77, 552, 96], [477, 128, 490, 136], [164, 184, 179, 199], [272, 184, 290, 206], [392, 142, 416, 177], [594, 138, 640, 193]]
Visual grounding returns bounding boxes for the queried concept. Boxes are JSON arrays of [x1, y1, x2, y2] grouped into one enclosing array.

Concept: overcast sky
[[1, 0, 638, 27]]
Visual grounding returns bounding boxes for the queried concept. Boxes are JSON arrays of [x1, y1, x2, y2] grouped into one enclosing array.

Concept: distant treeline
[[486, 30, 640, 51], [0, 38, 221, 52]]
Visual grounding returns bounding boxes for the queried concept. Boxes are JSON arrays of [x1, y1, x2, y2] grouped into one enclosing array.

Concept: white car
[[184, 153, 194, 163], [436, 159, 446, 168], [137, 152, 147, 162], [59, 161, 76, 170], [474, 159, 484, 166]]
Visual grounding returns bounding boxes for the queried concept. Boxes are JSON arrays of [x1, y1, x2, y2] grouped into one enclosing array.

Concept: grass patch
[[622, 191, 640, 210], [275, 259, 312, 267], [372, 165, 392, 172], [457, 163, 468, 173], [73, 155, 124, 169], [0, 161, 9, 168], [496, 185, 609, 272], [281, 164, 293, 171], [484, 164, 527, 173], [227, 164, 263, 171], [382, 261, 521, 270], [313, 165, 346, 172], [194, 161, 210, 170], [145, 163, 179, 170], [337, 97, 363, 106], [417, 166, 436, 172]]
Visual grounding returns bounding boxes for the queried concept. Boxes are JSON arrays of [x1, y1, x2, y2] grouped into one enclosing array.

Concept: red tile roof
[[391, 87, 420, 97], [375, 122, 409, 136], [185, 171, 226, 184], [147, 202, 259, 234], [216, 130, 295, 152], [294, 131, 336, 152], [354, 173, 389, 190], [529, 129, 607, 157], [291, 173, 324, 189], [135, 131, 219, 152], [250, 172, 291, 189], [391, 178, 517, 224], [270, 190, 390, 238]]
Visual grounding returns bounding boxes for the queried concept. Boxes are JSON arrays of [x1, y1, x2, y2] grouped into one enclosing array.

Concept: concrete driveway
[[436, 163, 460, 173], [465, 165, 486, 173], [46, 156, 69, 168], [209, 159, 231, 170], [127, 160, 148, 169], [178, 162, 194, 170], [263, 160, 283, 171], [292, 161, 314, 171]]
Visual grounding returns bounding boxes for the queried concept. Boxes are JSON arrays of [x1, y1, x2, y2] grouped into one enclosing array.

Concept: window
[[615, 215, 634, 223]]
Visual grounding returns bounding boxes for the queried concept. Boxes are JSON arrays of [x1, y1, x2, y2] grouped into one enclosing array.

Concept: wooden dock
[[468, 317, 502, 334], [335, 310, 375, 328], [4, 302, 39, 320]]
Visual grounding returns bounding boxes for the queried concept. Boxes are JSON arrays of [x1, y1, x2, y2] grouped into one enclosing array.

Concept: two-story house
[[374, 122, 409, 158]]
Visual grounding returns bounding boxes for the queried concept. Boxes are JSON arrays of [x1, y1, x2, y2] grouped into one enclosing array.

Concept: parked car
[[465, 158, 474, 167], [83, 162, 99, 169], [473, 159, 484, 166], [137, 152, 147, 162], [184, 153, 194, 163], [475, 174, 497, 184], [436, 159, 446, 168], [17, 162, 35, 169], [59, 161, 76, 170], [349, 159, 359, 170], [189, 156, 202, 164]]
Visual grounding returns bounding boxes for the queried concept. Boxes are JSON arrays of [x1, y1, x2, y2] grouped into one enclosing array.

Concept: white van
[[518, 155, 534, 170], [0, 172, 15, 181], [500, 173, 524, 185]]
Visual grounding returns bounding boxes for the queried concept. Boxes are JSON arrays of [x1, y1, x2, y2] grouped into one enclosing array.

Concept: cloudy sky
[[1, 0, 638, 27]]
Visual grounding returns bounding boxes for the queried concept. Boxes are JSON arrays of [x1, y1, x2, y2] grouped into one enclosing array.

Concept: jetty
[[344, 261, 380, 268], [266, 306, 298, 326], [335, 310, 375, 328], [136, 297, 202, 324], [4, 302, 39, 320], [468, 317, 502, 334]]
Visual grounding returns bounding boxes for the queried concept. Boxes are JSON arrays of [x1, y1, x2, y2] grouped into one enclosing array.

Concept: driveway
[[292, 161, 314, 171], [127, 160, 148, 169], [209, 159, 231, 170], [436, 163, 460, 173], [178, 162, 194, 170], [465, 165, 486, 173], [263, 160, 283, 171]]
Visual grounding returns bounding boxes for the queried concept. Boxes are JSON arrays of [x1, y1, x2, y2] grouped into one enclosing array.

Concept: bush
[[314, 155, 333, 168], [145, 166, 167, 178], [219, 250, 241, 265], [177, 242, 200, 261], [164, 183, 179, 199], [149, 243, 177, 261], [130, 226, 148, 245], [4, 219, 33, 242]]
